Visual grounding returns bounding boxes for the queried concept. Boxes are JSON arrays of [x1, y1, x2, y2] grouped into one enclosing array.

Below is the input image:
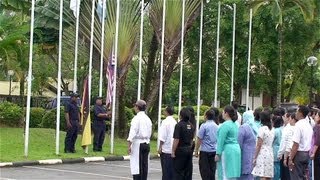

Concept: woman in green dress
[[215, 106, 241, 180]]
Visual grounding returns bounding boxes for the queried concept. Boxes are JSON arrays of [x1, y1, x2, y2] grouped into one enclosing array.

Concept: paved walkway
[[1, 158, 202, 179]]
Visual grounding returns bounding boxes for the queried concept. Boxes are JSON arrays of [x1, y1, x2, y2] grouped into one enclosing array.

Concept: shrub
[[41, 107, 66, 131], [125, 106, 135, 128], [0, 101, 23, 127], [30, 107, 46, 128]]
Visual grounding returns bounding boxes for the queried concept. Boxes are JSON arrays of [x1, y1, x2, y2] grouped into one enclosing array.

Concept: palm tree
[[250, 0, 315, 105]]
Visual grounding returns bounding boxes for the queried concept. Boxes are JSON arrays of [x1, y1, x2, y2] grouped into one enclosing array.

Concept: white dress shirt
[[127, 111, 152, 144], [278, 123, 295, 157], [158, 116, 177, 154], [292, 118, 313, 151]]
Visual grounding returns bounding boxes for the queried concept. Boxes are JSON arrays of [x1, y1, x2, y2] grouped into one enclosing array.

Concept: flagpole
[[178, 0, 185, 115], [246, 9, 253, 111], [73, 0, 80, 93], [137, 0, 144, 100], [196, 0, 204, 138], [85, 0, 96, 154], [214, 1, 221, 107], [24, 0, 36, 157], [157, 0, 167, 149], [230, 3, 236, 104], [99, 0, 106, 97], [55, 0, 64, 155], [111, 0, 120, 154]]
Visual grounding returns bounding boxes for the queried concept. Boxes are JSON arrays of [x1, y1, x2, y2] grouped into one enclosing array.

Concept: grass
[[0, 128, 157, 162]]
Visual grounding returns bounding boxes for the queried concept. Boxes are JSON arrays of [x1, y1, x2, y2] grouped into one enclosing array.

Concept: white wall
[[241, 88, 263, 110]]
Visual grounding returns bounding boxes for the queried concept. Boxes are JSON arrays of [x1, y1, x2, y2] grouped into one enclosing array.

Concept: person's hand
[[215, 155, 220, 162], [195, 151, 199, 158], [283, 159, 288, 167], [67, 122, 72, 129], [158, 147, 162, 155], [171, 153, 176, 158], [310, 153, 315, 160], [253, 158, 256, 167], [288, 159, 294, 171], [128, 146, 131, 155]]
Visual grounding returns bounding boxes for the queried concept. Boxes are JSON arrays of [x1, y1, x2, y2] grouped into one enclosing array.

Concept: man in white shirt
[[127, 100, 152, 180], [158, 106, 177, 180], [289, 106, 313, 180]]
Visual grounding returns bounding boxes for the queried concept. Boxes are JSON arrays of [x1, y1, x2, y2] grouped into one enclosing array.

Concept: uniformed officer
[[172, 107, 196, 180], [93, 97, 110, 152], [64, 93, 80, 153]]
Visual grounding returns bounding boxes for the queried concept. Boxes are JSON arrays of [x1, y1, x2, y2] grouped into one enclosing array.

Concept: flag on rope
[[106, 47, 115, 109], [80, 76, 92, 148], [96, 0, 107, 23], [70, 0, 80, 18]]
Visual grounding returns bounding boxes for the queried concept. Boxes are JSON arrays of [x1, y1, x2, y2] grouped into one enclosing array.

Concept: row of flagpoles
[[24, 0, 253, 156]]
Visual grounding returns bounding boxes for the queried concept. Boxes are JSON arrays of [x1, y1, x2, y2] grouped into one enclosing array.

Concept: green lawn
[[0, 128, 157, 162]]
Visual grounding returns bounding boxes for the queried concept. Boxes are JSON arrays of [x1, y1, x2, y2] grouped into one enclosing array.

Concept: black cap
[[70, 93, 79, 98]]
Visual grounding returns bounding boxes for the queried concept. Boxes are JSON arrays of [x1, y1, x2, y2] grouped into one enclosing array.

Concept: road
[[1, 158, 202, 179]]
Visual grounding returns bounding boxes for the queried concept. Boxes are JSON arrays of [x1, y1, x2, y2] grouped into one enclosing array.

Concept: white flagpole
[[230, 4, 236, 104], [87, 0, 96, 154], [157, 0, 167, 149], [246, 9, 253, 111], [178, 0, 185, 115], [55, 0, 64, 155], [99, 0, 106, 97], [73, 0, 80, 93], [111, 0, 120, 154], [137, 0, 144, 100], [214, 1, 221, 107], [196, 0, 204, 137], [24, 0, 36, 157]]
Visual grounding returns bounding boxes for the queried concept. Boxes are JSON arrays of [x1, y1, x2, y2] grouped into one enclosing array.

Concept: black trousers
[[93, 121, 106, 151], [314, 150, 320, 180], [133, 143, 150, 180], [173, 147, 193, 180], [290, 151, 309, 180], [199, 151, 216, 180], [64, 121, 79, 152], [160, 153, 174, 180], [280, 155, 291, 180]]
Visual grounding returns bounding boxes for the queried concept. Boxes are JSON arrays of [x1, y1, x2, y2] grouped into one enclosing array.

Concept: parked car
[[46, 95, 81, 109]]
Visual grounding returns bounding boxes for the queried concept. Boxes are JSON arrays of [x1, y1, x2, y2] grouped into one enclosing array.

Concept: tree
[[250, 0, 315, 105]]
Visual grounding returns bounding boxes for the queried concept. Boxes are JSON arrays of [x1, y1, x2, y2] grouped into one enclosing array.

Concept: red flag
[[106, 47, 115, 109]]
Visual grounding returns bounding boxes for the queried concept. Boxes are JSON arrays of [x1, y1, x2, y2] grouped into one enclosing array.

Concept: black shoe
[[71, 150, 76, 153], [65, 150, 72, 153]]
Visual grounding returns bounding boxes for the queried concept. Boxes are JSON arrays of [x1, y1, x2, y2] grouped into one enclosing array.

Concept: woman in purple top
[[238, 111, 257, 180], [310, 110, 320, 179]]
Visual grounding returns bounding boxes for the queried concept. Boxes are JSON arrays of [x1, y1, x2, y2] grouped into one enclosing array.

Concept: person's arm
[[127, 117, 138, 154], [65, 104, 71, 128], [289, 142, 299, 170], [172, 139, 179, 158], [311, 126, 320, 160], [237, 126, 245, 150], [158, 141, 164, 154], [158, 121, 166, 154], [94, 106, 108, 118], [278, 128, 287, 159], [172, 124, 180, 158], [195, 138, 202, 157], [253, 137, 263, 166], [283, 151, 289, 167], [195, 124, 205, 157], [215, 124, 228, 162]]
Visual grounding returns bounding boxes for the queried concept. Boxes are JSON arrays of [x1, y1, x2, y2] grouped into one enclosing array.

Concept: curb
[[0, 155, 159, 168]]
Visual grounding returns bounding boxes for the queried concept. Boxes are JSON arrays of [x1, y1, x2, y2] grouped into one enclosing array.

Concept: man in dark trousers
[[64, 93, 80, 153], [93, 97, 110, 152], [127, 100, 152, 180]]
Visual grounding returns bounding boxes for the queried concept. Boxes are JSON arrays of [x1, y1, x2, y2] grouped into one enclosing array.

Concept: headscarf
[[242, 110, 259, 137]]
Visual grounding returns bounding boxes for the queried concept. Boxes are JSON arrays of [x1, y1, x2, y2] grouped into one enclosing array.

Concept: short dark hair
[[260, 111, 272, 130], [291, 113, 297, 121], [224, 105, 237, 122], [136, 104, 146, 111], [254, 108, 262, 120], [272, 115, 283, 128], [211, 107, 220, 124], [205, 110, 215, 120], [231, 101, 239, 110], [273, 107, 286, 116], [165, 106, 174, 115], [298, 105, 310, 118], [180, 107, 190, 122]]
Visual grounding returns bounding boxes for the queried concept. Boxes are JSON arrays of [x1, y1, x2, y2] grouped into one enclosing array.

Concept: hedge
[[30, 107, 46, 128], [0, 101, 23, 127], [41, 107, 66, 131]]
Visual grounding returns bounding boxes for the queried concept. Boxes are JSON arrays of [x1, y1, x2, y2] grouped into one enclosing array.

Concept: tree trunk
[[276, 25, 283, 105]]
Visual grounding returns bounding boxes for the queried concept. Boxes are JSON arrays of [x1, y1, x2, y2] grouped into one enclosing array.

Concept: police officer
[[64, 93, 80, 153], [172, 107, 196, 180], [93, 97, 110, 152]]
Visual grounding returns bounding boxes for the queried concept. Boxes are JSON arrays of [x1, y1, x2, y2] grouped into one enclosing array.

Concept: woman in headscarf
[[238, 110, 257, 180]]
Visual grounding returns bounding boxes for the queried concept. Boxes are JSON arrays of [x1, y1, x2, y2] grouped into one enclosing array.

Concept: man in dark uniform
[[93, 97, 110, 152], [64, 93, 80, 153], [172, 107, 196, 180]]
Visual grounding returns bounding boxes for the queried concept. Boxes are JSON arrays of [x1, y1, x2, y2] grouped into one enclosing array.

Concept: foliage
[[29, 107, 46, 128], [41, 107, 66, 131], [0, 101, 23, 127]]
